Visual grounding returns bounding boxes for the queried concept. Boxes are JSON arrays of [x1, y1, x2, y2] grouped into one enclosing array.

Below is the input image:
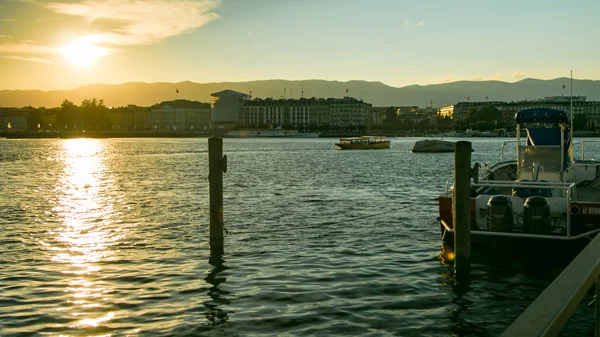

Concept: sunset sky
[[0, 0, 599, 90]]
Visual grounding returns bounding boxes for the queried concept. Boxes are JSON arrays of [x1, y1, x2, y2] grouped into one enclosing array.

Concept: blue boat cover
[[526, 128, 568, 146], [515, 108, 568, 124]]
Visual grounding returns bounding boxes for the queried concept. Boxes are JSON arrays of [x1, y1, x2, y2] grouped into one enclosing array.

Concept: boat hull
[[438, 195, 600, 249], [335, 141, 391, 150], [440, 226, 595, 256]]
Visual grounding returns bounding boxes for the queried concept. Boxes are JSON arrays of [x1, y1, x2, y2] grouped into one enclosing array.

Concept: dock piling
[[209, 137, 226, 254], [596, 278, 600, 337], [454, 141, 472, 276]]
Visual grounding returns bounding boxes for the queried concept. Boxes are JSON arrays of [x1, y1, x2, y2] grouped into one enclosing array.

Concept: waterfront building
[[452, 101, 504, 122], [452, 97, 600, 123], [149, 100, 210, 131], [438, 105, 454, 118], [498, 96, 600, 123], [107, 107, 135, 131], [211, 90, 251, 129], [0, 108, 27, 131], [370, 107, 387, 126], [126, 105, 149, 131], [243, 96, 371, 130], [397, 106, 437, 125], [329, 97, 371, 129]]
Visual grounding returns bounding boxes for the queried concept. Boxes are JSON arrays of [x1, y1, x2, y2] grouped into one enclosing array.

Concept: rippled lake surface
[[1, 137, 599, 336]]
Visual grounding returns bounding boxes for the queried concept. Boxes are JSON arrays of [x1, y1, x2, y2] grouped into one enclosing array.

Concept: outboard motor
[[523, 196, 551, 234], [487, 195, 514, 232]]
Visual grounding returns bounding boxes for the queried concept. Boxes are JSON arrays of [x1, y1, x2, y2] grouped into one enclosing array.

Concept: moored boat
[[335, 136, 390, 150], [438, 107, 600, 252]]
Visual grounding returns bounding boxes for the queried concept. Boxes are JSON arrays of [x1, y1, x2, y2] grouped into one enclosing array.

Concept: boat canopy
[[526, 128, 569, 146], [515, 108, 568, 124], [516, 109, 574, 178]]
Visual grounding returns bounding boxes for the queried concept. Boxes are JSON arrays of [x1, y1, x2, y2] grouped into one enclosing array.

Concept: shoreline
[[2, 130, 600, 139]]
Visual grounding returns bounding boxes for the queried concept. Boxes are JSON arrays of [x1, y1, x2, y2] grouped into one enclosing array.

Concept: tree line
[[19, 98, 126, 131]]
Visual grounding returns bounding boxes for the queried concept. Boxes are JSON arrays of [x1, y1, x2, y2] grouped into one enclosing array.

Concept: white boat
[[438, 107, 600, 252], [335, 136, 391, 150], [224, 129, 321, 138]]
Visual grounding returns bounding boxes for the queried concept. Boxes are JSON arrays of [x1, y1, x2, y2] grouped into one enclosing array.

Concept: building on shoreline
[[149, 100, 210, 131], [451, 96, 600, 123], [243, 96, 372, 130], [438, 105, 454, 119], [210, 90, 251, 129], [0, 108, 26, 131]]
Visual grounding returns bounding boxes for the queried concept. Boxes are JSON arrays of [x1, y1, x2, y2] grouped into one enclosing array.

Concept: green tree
[[81, 98, 108, 130], [58, 100, 78, 130], [384, 107, 398, 124]]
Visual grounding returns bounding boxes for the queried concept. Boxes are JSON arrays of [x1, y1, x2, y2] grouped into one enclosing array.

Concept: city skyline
[[1, 0, 599, 90]]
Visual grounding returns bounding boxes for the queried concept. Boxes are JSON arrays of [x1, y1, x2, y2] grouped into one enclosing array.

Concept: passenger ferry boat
[[438, 108, 600, 250], [335, 136, 391, 150], [224, 129, 321, 138]]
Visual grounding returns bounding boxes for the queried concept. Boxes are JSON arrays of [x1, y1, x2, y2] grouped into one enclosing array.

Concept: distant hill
[[1, 78, 599, 108]]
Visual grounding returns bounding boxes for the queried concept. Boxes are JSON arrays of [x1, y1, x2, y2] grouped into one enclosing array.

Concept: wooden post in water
[[596, 278, 600, 337], [209, 137, 227, 254], [453, 141, 472, 275]]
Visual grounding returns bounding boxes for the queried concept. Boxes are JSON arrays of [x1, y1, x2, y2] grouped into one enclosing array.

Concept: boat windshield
[[518, 126, 573, 181]]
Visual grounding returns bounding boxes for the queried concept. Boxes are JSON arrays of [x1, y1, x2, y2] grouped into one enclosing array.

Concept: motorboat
[[438, 108, 600, 251]]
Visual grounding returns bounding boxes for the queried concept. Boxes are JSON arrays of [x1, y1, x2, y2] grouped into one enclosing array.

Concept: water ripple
[[1, 137, 598, 336]]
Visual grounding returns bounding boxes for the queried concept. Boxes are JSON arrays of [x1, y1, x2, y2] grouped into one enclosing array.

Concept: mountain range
[[1, 78, 598, 108]]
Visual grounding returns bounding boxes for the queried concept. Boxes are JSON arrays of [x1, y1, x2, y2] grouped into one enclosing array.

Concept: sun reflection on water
[[51, 139, 119, 332]]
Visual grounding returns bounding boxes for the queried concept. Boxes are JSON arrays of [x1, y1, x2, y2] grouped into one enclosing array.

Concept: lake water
[[1, 137, 598, 336]]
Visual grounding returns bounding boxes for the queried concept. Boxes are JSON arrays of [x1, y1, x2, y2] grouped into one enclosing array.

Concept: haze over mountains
[[1, 78, 599, 108]]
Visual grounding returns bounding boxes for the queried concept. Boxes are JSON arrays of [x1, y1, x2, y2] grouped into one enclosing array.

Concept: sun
[[60, 38, 109, 68]]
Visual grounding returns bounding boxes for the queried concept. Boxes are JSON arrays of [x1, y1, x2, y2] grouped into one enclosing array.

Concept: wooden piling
[[209, 137, 226, 254], [596, 278, 600, 337], [453, 141, 472, 275]]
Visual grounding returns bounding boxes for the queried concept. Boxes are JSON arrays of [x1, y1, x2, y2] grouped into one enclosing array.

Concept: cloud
[[45, 0, 221, 46], [512, 71, 525, 79], [442, 74, 503, 83], [0, 38, 59, 63], [1, 55, 55, 64], [0, 41, 56, 54], [417, 22, 424, 27], [0, 0, 220, 65], [441, 76, 458, 83], [403, 17, 410, 26]]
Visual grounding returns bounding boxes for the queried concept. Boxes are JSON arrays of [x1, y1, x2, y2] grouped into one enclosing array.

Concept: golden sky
[[1, 0, 599, 90]]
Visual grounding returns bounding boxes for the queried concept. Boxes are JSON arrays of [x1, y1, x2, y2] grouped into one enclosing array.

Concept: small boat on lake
[[438, 107, 600, 252], [335, 136, 390, 150]]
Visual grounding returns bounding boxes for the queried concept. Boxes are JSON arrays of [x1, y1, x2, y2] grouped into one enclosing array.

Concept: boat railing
[[501, 232, 600, 337], [501, 140, 522, 162], [503, 140, 600, 163]]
